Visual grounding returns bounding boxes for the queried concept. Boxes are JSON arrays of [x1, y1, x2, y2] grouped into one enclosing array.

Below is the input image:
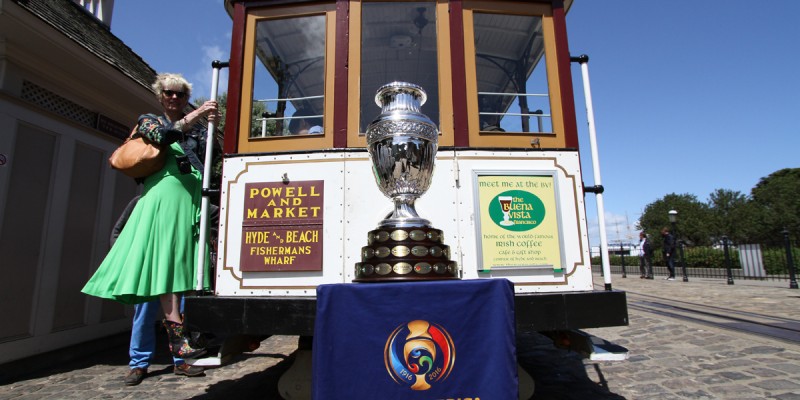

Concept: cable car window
[[359, 1, 439, 133], [251, 14, 326, 138], [474, 12, 551, 134]]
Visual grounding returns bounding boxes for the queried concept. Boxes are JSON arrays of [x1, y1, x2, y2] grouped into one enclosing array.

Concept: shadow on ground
[[189, 354, 293, 399], [0, 332, 130, 385], [517, 332, 626, 400]]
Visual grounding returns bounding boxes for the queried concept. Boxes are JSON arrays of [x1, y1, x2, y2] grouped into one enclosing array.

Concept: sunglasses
[[162, 90, 186, 99]]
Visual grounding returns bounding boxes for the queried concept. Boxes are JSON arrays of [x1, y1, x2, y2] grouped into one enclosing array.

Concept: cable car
[[186, 0, 628, 394]]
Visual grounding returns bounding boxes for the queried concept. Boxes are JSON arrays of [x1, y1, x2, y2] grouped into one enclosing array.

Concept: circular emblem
[[426, 231, 440, 242], [414, 262, 432, 274], [392, 246, 410, 257], [374, 231, 390, 242], [375, 263, 392, 275], [433, 263, 448, 274], [447, 262, 457, 273], [411, 246, 428, 257], [429, 246, 443, 257], [362, 247, 375, 259], [360, 264, 374, 276], [375, 247, 391, 258], [384, 320, 456, 391], [409, 230, 427, 241], [391, 230, 409, 241], [393, 262, 412, 274]]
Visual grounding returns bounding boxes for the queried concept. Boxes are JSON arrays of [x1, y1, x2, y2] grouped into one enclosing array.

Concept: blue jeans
[[666, 254, 676, 278], [129, 300, 183, 369]]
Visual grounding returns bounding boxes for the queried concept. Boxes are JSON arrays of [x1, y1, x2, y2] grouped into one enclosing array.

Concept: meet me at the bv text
[[246, 185, 321, 219]]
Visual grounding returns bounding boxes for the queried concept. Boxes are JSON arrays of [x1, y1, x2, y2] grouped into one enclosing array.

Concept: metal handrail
[[478, 91, 548, 97], [254, 94, 324, 103]]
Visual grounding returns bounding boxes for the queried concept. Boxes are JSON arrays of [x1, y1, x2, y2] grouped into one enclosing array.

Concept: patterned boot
[[162, 319, 206, 359]]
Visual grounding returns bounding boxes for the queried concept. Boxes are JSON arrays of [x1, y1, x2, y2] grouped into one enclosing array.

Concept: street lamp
[[668, 210, 689, 282], [784, 229, 798, 289]]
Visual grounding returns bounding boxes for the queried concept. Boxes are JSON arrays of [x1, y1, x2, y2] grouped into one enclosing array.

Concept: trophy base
[[353, 226, 459, 282]]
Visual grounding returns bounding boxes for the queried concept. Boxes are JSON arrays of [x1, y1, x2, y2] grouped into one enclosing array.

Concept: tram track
[[622, 289, 800, 345]]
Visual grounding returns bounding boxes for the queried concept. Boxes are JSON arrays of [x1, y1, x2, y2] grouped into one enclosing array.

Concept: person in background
[[82, 73, 218, 383], [661, 227, 676, 280], [110, 196, 204, 386], [638, 231, 654, 280], [288, 109, 323, 135]]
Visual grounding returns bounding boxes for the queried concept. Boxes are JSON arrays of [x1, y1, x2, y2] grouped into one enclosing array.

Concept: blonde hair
[[151, 73, 193, 99]]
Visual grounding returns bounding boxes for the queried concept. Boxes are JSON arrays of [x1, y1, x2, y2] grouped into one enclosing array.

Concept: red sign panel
[[240, 181, 324, 272]]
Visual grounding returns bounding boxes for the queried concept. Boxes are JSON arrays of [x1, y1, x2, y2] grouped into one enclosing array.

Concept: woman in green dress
[[83, 73, 218, 359]]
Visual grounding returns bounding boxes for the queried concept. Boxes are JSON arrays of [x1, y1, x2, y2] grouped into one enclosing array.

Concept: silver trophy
[[367, 81, 438, 228], [355, 82, 458, 282]]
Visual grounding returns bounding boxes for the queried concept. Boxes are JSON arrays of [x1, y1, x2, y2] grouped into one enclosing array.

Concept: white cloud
[[204, 45, 226, 61], [587, 210, 639, 247], [190, 45, 231, 100]]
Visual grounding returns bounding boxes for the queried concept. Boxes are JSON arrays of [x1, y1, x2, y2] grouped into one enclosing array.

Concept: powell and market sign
[[240, 180, 324, 272]]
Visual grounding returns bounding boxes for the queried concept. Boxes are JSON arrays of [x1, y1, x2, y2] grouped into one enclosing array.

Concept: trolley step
[[545, 330, 629, 361]]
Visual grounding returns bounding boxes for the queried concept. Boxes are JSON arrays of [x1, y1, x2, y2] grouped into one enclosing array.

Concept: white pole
[[196, 61, 228, 291], [573, 55, 613, 290]]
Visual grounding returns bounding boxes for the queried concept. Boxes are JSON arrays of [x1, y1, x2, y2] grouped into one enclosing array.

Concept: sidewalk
[[596, 271, 800, 320], [569, 272, 800, 399], [0, 335, 300, 399], [1, 274, 798, 399]]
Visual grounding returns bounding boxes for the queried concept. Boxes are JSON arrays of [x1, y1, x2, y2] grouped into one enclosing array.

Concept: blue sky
[[567, 2, 800, 244], [111, 0, 231, 100], [111, 1, 800, 246]]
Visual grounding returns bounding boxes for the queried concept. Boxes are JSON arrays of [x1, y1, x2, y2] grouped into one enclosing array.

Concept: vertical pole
[[620, 243, 627, 278], [599, 251, 604, 277], [723, 236, 734, 285], [671, 220, 688, 282], [679, 240, 688, 282], [784, 229, 798, 289], [670, 221, 677, 279], [571, 54, 613, 291], [196, 60, 229, 291]]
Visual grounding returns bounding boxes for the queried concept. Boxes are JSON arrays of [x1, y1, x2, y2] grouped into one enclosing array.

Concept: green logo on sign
[[489, 190, 545, 231]]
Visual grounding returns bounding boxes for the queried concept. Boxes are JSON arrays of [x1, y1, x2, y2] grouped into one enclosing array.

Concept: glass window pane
[[360, 2, 439, 133], [474, 12, 551, 134], [251, 14, 326, 137]]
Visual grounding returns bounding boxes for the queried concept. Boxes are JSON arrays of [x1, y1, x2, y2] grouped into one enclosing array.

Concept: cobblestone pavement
[[528, 273, 800, 400], [1, 273, 799, 399]]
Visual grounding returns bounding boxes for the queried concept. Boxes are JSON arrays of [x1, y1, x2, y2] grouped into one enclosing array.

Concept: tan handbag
[[108, 126, 165, 178]]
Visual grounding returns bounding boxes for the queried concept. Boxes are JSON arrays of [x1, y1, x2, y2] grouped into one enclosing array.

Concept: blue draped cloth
[[312, 279, 518, 399]]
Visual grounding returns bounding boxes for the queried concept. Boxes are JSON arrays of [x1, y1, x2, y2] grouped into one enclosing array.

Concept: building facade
[[0, 0, 158, 364]]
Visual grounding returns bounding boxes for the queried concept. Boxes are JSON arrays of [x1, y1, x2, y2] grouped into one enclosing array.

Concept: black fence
[[592, 236, 799, 287]]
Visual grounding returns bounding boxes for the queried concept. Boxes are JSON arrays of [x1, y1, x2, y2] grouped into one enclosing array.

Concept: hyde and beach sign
[[240, 181, 324, 272], [475, 174, 563, 272]]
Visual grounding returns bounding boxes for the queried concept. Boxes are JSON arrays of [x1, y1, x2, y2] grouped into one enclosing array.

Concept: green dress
[[82, 116, 210, 305]]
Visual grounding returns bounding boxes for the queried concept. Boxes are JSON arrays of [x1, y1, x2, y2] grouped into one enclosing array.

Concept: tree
[[637, 168, 800, 247], [749, 168, 800, 243], [706, 189, 756, 244], [637, 193, 712, 247]]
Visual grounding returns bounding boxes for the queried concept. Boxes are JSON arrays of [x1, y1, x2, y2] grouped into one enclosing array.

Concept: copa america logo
[[384, 320, 456, 391]]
